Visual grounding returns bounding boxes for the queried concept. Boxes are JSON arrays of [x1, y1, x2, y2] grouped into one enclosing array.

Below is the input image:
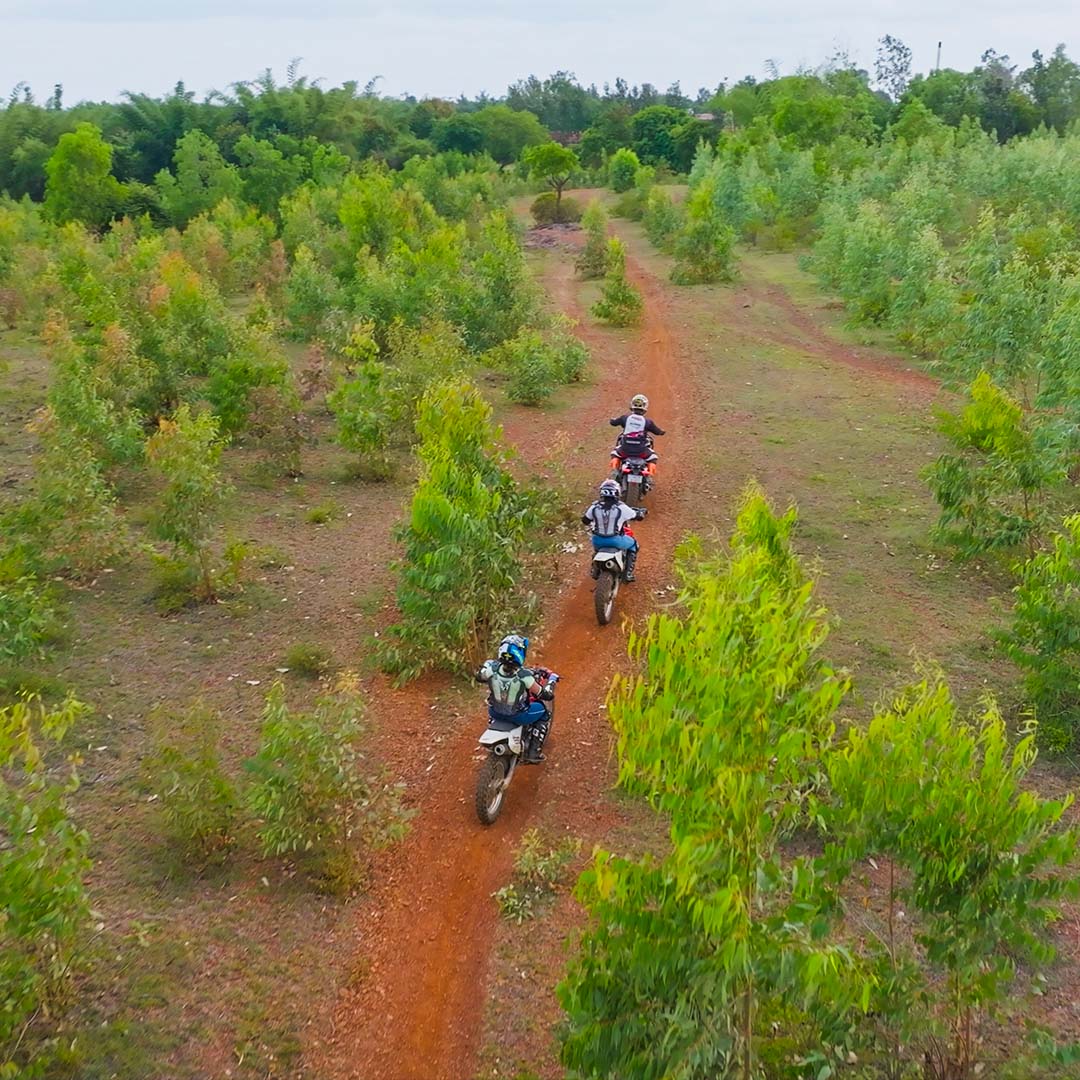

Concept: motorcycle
[[612, 454, 655, 508], [590, 513, 645, 626], [474, 669, 559, 826]]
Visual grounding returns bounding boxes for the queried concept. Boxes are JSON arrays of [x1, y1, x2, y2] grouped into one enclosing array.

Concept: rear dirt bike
[[591, 547, 625, 625], [612, 455, 655, 508], [474, 669, 558, 826]]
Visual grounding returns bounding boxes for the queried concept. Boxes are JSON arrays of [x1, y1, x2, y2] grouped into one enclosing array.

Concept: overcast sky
[[3, 0, 1079, 104]]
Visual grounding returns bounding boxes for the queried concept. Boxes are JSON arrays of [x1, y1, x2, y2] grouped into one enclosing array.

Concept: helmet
[[599, 479, 620, 504], [498, 633, 528, 670], [630, 394, 648, 413]]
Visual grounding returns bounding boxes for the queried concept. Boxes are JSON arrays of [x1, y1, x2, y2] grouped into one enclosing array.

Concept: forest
[[4, 31, 1080, 1080]]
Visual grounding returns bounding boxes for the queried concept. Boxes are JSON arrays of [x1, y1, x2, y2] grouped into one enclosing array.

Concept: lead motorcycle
[[474, 668, 559, 825], [610, 440, 658, 509]]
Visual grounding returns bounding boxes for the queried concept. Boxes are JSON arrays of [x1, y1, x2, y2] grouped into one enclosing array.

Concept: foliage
[[0, 695, 91, 1073], [0, 552, 57, 664], [284, 642, 335, 679], [529, 191, 581, 226], [642, 185, 683, 252], [824, 675, 1079, 1075], [144, 404, 231, 603], [610, 165, 655, 220], [607, 147, 640, 193], [144, 702, 238, 866], [925, 372, 1068, 559], [521, 141, 579, 209], [560, 486, 855, 1079], [204, 337, 294, 435], [574, 201, 610, 278], [244, 682, 407, 895], [493, 323, 588, 406], [999, 514, 1080, 751], [671, 178, 737, 284], [493, 828, 580, 923], [591, 237, 643, 326], [154, 130, 243, 228], [378, 381, 533, 681], [43, 122, 123, 230]]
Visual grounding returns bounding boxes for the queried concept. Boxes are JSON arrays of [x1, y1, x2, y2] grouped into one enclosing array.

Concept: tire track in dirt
[[305, 233, 689, 1080]]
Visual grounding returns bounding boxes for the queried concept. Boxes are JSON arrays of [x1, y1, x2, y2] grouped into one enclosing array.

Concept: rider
[[475, 633, 557, 764], [610, 394, 666, 462], [582, 479, 646, 582]]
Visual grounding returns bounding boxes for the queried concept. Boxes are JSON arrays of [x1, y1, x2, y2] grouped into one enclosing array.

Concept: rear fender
[[479, 726, 523, 755]]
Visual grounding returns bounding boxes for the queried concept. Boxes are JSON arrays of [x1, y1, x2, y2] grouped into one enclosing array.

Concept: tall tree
[[875, 34, 913, 101], [43, 122, 122, 229]]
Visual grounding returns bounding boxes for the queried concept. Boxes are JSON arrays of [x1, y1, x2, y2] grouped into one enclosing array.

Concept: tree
[[999, 514, 1080, 751], [43, 122, 122, 229], [630, 104, 687, 168], [575, 201, 610, 278], [155, 129, 243, 227], [521, 141, 578, 214], [875, 34, 913, 101], [472, 104, 547, 165], [671, 178, 737, 284], [145, 404, 231, 602], [234, 134, 306, 217], [607, 146, 640, 193], [592, 237, 643, 326], [431, 113, 484, 155]]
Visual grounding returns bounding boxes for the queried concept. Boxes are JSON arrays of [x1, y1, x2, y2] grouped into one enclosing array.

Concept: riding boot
[[624, 548, 638, 582], [525, 718, 549, 763]]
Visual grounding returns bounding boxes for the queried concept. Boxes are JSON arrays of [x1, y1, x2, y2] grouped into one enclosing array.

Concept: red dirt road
[[306, 238, 687, 1080]]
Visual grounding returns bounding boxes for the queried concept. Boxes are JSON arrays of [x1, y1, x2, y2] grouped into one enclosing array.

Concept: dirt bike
[[610, 439, 657, 509], [590, 514, 645, 626], [474, 669, 559, 826]]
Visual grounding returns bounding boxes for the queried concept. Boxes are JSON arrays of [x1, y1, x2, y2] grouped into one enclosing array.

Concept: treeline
[[5, 39, 1080, 215]]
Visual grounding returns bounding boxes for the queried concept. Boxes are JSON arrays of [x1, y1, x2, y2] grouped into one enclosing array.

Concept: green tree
[[43, 122, 122, 229], [999, 514, 1080, 751], [521, 141, 578, 214], [925, 372, 1067, 559], [145, 404, 231, 601], [560, 488, 856, 1079], [671, 178, 737, 284], [378, 382, 532, 681], [155, 129, 243, 227], [431, 113, 484, 155], [607, 146, 640, 193], [0, 695, 91, 1073], [234, 133, 306, 217], [630, 104, 687, 168], [574, 200, 610, 278], [472, 105, 547, 165], [591, 237, 643, 326]]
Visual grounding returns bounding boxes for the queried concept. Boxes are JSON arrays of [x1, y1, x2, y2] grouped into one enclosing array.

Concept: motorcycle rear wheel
[[475, 754, 509, 825]]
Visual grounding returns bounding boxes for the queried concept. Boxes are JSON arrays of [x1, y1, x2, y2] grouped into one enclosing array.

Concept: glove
[[547, 672, 560, 685], [635, 507, 648, 519]]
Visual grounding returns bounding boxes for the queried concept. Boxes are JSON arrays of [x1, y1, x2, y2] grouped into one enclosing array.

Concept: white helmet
[[630, 394, 648, 413], [599, 479, 621, 503]]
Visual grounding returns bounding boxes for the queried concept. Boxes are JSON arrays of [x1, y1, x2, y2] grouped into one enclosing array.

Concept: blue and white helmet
[[498, 633, 529, 669]]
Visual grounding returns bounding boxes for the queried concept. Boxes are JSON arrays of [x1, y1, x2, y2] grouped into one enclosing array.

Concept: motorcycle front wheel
[[475, 754, 509, 825], [595, 570, 618, 625]]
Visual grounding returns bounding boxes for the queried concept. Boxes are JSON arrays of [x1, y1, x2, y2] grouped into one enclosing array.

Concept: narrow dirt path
[[305, 233, 690, 1080]]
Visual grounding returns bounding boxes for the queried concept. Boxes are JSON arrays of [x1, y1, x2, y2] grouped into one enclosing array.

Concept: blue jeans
[[489, 700, 549, 726], [591, 534, 637, 553]]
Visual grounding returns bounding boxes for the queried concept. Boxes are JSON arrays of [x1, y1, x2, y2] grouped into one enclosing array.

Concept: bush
[[671, 179, 737, 284], [378, 382, 534, 680], [204, 338, 294, 435], [575, 201, 610, 279], [608, 148, 641, 193], [493, 828, 581, 923], [591, 238, 643, 327], [145, 404, 231, 603], [642, 186, 684, 252], [611, 165, 654, 220], [144, 702, 238, 866], [0, 553, 57, 663], [244, 682, 408, 895], [0, 695, 91, 1072], [999, 514, 1080, 751], [530, 192, 583, 226], [284, 642, 335, 679]]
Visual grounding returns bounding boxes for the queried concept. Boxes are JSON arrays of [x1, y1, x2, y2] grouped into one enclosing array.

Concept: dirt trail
[[307, 237, 687, 1080]]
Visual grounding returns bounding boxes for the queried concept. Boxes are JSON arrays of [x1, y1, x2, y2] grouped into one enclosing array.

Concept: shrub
[[591, 238, 643, 327], [144, 702, 238, 865], [574, 201, 610, 279], [530, 192, 583, 226], [925, 372, 1068, 559], [246, 383, 307, 479], [284, 642, 334, 679], [999, 514, 1080, 751], [204, 338, 293, 435], [244, 682, 408, 894], [0, 553, 57, 663], [0, 695, 91, 1071], [671, 179, 737, 284], [304, 501, 342, 525], [284, 243, 348, 340], [608, 147, 641, 193], [611, 165, 654, 220], [145, 404, 231, 603], [493, 828, 581, 923], [642, 186, 684, 252], [378, 382, 534, 680]]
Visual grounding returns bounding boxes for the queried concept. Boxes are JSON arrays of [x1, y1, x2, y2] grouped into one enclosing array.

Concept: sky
[[3, 0, 1080, 104]]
